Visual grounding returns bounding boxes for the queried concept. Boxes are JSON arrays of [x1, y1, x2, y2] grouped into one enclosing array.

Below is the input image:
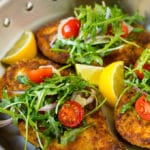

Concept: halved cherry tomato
[[61, 18, 80, 39], [58, 100, 84, 127], [121, 21, 129, 38], [135, 95, 150, 121], [27, 67, 52, 83], [135, 63, 150, 80]]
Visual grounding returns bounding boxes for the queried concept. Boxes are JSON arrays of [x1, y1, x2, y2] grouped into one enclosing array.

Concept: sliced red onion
[[71, 91, 78, 100], [85, 96, 94, 105], [50, 35, 57, 47], [39, 65, 60, 76], [39, 102, 56, 112], [133, 86, 148, 96], [86, 89, 96, 105], [86, 35, 110, 45], [71, 89, 96, 106], [10, 90, 25, 95], [71, 93, 87, 107], [0, 117, 12, 127], [102, 1, 106, 7], [105, 7, 111, 19]]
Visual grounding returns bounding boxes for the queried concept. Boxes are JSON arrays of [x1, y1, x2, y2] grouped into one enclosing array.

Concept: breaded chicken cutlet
[[0, 58, 126, 150], [114, 88, 150, 149], [36, 21, 69, 64], [19, 109, 126, 150], [1, 58, 72, 93]]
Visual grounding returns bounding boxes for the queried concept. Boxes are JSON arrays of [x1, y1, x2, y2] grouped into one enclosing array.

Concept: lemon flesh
[[98, 61, 124, 107], [75, 64, 103, 85], [1, 31, 37, 64]]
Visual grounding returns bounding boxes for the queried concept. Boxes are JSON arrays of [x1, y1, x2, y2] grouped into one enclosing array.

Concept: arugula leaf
[[43, 114, 62, 138], [17, 75, 29, 84], [120, 92, 140, 114], [60, 123, 94, 145], [1, 89, 11, 103], [136, 48, 150, 71], [140, 71, 150, 93]]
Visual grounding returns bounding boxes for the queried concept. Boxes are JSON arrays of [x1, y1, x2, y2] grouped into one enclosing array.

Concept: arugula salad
[[52, 3, 143, 65]]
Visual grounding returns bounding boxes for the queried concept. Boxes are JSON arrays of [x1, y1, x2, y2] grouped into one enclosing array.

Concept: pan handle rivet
[[3, 18, 11, 27], [26, 1, 33, 11]]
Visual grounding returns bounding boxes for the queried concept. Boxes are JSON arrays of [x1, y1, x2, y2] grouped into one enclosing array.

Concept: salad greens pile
[[125, 48, 150, 93], [0, 74, 104, 150], [52, 3, 143, 65], [120, 48, 150, 114]]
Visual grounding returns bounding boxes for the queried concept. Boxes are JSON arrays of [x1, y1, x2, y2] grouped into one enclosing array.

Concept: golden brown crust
[[35, 21, 69, 64], [104, 31, 150, 66], [19, 109, 126, 150], [103, 44, 143, 66], [115, 88, 150, 149], [130, 31, 150, 47]]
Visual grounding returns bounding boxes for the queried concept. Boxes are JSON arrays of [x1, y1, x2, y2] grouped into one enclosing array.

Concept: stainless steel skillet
[[0, 0, 150, 149]]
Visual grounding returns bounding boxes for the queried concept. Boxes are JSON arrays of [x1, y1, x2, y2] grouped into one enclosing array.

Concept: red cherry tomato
[[135, 95, 150, 121], [61, 18, 80, 39], [58, 100, 84, 127], [121, 21, 129, 38], [135, 63, 150, 80], [27, 67, 53, 83]]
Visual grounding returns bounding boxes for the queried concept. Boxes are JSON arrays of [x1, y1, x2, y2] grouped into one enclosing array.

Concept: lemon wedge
[[75, 64, 103, 85], [1, 31, 37, 64], [98, 61, 124, 107]]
